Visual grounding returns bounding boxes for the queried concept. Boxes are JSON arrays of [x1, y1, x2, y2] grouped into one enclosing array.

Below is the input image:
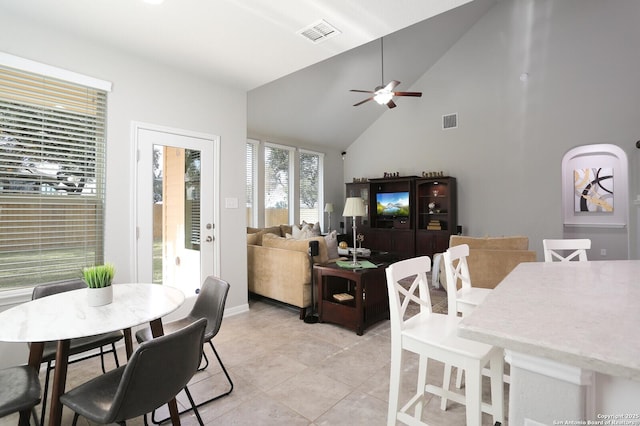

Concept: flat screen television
[[376, 191, 410, 218]]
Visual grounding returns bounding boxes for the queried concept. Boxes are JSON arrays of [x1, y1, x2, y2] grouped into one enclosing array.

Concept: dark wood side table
[[314, 263, 389, 335]]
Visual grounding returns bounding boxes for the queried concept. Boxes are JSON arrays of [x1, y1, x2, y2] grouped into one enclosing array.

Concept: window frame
[[246, 139, 259, 228], [0, 53, 111, 299], [298, 148, 324, 228], [263, 142, 295, 227]]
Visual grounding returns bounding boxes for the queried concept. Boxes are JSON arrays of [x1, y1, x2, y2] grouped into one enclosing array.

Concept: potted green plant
[[83, 263, 115, 306]]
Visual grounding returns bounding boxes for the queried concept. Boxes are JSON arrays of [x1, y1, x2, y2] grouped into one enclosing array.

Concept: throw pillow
[[280, 224, 293, 236], [324, 230, 339, 260], [247, 233, 260, 245], [292, 223, 314, 239], [301, 221, 321, 236]]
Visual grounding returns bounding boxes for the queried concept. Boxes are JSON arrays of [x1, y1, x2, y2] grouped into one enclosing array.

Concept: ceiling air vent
[[298, 20, 341, 43], [442, 113, 458, 130]]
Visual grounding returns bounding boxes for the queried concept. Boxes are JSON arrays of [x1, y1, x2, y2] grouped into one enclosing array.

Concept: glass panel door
[[136, 126, 216, 297]]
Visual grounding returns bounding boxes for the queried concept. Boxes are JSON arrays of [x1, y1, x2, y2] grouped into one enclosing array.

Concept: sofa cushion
[[246, 226, 282, 246], [450, 235, 529, 251], [263, 233, 329, 264], [247, 233, 260, 245]]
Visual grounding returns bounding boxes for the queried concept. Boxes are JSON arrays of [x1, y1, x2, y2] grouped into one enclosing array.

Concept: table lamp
[[324, 203, 334, 232], [342, 197, 366, 267]]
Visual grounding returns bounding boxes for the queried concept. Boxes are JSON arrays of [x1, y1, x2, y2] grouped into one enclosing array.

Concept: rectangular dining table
[[458, 260, 640, 425], [0, 283, 185, 426]]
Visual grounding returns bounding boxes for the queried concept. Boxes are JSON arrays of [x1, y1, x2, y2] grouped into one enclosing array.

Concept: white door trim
[[131, 121, 220, 285]]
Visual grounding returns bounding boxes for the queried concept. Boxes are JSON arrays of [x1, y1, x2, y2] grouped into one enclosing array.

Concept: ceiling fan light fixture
[[374, 91, 393, 105]]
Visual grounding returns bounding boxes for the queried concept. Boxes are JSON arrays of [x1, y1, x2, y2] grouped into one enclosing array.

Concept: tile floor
[[2, 287, 508, 426]]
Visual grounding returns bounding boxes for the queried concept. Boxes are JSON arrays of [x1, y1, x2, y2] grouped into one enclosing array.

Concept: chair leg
[[455, 366, 464, 388], [464, 362, 482, 426], [489, 352, 505, 424], [150, 340, 233, 425], [198, 351, 210, 372], [18, 410, 31, 426], [39, 361, 53, 426], [72, 413, 80, 426], [415, 354, 428, 420], [387, 347, 402, 426], [441, 363, 452, 411], [184, 386, 205, 426]]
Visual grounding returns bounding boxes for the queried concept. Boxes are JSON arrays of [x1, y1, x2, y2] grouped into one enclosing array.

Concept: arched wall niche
[[561, 144, 629, 259]]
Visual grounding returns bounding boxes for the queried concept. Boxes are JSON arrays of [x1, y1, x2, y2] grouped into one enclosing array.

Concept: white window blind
[[0, 63, 108, 290], [246, 140, 257, 227], [299, 150, 323, 225], [264, 143, 293, 227]]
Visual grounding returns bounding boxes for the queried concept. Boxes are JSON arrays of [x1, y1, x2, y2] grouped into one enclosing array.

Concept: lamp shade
[[342, 197, 366, 217], [324, 203, 334, 213]]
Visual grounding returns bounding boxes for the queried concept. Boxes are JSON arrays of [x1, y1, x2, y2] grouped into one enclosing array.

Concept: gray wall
[[344, 0, 640, 260], [0, 13, 248, 310]]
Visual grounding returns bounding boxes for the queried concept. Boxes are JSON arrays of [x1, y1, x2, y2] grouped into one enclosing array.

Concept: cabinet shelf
[[415, 177, 457, 258]]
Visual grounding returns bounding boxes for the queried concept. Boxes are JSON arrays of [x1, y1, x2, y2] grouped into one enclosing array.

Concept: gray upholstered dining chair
[[31, 279, 123, 425], [0, 365, 41, 426], [135, 276, 233, 423], [60, 318, 207, 426]]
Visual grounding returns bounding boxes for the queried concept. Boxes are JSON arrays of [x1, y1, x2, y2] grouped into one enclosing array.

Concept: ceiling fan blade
[[353, 97, 374, 107], [394, 91, 422, 97], [383, 80, 401, 91], [386, 99, 397, 109], [350, 89, 374, 94]]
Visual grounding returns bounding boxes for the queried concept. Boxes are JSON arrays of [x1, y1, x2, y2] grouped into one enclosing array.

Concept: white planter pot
[[87, 286, 113, 307]]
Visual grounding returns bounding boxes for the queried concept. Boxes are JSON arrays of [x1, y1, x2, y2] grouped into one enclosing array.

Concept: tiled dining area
[[1, 288, 507, 426]]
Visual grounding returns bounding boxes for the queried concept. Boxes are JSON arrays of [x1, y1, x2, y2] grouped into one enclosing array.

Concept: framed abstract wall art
[[562, 144, 628, 228], [573, 167, 613, 213]]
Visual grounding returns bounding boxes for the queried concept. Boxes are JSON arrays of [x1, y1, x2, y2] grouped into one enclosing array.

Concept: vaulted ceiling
[[1, 0, 497, 149]]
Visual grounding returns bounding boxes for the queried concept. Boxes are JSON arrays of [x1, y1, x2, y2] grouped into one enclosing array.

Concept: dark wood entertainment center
[[345, 175, 457, 259]]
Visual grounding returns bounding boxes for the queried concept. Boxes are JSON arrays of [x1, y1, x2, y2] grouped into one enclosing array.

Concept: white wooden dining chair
[[440, 243, 496, 401], [543, 239, 591, 262], [442, 244, 491, 317], [385, 256, 504, 426]]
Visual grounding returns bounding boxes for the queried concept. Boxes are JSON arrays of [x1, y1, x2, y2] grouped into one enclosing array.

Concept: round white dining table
[[0, 283, 185, 426]]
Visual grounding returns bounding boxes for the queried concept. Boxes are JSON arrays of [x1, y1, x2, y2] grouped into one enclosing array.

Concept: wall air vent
[[298, 20, 341, 43], [442, 113, 458, 130]]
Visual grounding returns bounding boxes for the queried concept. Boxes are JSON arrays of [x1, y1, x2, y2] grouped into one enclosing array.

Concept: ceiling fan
[[350, 38, 422, 109]]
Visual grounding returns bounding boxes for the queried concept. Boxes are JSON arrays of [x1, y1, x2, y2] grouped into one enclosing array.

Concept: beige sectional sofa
[[440, 235, 538, 290], [247, 225, 341, 318]]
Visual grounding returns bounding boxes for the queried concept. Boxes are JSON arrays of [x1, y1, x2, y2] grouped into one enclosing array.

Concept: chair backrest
[[32, 279, 85, 300], [442, 244, 472, 315], [543, 239, 591, 262], [385, 256, 432, 338], [109, 318, 206, 423], [189, 276, 230, 341]]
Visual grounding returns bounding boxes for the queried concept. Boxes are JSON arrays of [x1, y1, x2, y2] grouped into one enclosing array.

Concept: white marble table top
[[458, 260, 640, 381], [0, 283, 185, 342]]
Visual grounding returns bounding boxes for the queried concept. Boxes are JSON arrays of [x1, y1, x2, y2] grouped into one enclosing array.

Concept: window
[[264, 143, 294, 227], [299, 150, 323, 225], [0, 56, 110, 290], [245, 139, 258, 227]]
